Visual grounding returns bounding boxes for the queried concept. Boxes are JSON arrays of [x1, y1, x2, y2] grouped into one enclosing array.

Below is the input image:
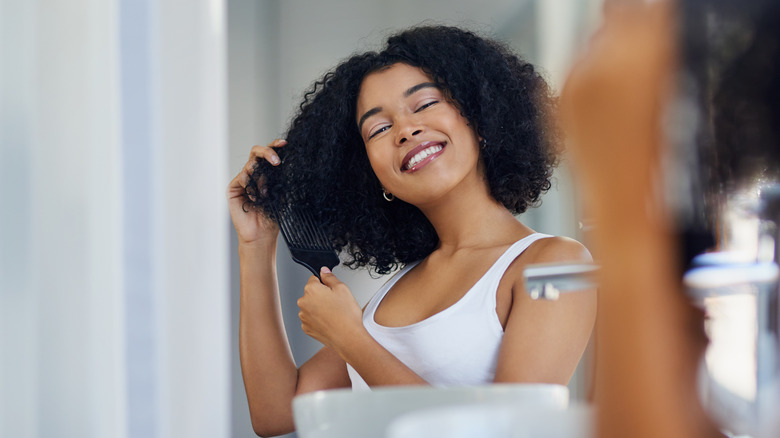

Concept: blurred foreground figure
[[560, 0, 772, 437]]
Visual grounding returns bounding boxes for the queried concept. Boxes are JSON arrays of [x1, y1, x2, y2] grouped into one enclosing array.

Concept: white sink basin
[[388, 402, 593, 438], [292, 383, 570, 438]]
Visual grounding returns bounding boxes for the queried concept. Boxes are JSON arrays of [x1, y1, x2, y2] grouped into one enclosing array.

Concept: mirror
[[227, 1, 604, 436]]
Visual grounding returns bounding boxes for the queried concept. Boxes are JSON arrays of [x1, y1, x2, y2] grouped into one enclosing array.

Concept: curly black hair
[[248, 25, 560, 275]]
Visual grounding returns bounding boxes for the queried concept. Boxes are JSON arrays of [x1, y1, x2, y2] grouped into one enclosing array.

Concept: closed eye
[[415, 100, 438, 112], [368, 125, 390, 139]]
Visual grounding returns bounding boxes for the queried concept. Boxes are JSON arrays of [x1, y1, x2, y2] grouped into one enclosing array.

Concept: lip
[[401, 141, 446, 173]]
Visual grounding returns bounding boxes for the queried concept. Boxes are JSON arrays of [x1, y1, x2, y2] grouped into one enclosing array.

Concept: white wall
[[1, 1, 231, 437], [1, 1, 125, 436]]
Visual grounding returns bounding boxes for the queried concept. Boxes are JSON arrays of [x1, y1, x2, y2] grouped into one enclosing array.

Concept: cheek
[[364, 147, 391, 183], [440, 109, 480, 145], [364, 146, 379, 169]]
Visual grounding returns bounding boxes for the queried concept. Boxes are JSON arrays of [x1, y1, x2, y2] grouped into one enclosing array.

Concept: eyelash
[[368, 126, 389, 139], [368, 100, 439, 139], [415, 100, 438, 112]]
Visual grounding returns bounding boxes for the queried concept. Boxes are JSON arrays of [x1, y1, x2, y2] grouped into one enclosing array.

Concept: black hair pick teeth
[[270, 203, 340, 282]]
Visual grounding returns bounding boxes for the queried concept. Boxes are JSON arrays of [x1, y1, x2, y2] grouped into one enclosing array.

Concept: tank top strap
[[363, 260, 420, 322], [481, 233, 554, 308], [490, 233, 554, 277]]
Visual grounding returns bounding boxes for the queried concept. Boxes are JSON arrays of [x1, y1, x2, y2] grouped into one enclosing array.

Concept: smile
[[401, 142, 446, 172]]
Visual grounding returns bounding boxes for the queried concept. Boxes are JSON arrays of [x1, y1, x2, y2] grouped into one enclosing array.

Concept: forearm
[[238, 238, 298, 436], [297, 269, 428, 388], [593, 193, 721, 438], [335, 329, 428, 387]]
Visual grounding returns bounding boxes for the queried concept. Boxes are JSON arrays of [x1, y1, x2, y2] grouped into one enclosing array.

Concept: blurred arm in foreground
[[560, 2, 723, 437]]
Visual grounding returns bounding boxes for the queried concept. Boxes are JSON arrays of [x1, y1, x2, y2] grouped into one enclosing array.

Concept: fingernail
[[270, 156, 280, 165], [320, 266, 331, 275]]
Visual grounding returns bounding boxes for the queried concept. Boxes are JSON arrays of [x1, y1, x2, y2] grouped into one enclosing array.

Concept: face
[[356, 63, 484, 207]]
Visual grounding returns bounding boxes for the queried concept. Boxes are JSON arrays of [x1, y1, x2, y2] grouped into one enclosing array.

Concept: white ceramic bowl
[[292, 383, 569, 438], [388, 402, 594, 438]]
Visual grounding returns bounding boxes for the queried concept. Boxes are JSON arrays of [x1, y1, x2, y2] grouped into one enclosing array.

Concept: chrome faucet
[[523, 262, 598, 301]]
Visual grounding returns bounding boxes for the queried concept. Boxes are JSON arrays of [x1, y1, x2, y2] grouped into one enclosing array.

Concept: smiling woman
[[246, 26, 562, 274], [357, 64, 483, 208], [227, 25, 596, 437]]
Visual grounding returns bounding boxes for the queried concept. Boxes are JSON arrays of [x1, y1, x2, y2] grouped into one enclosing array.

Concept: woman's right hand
[[227, 139, 287, 245]]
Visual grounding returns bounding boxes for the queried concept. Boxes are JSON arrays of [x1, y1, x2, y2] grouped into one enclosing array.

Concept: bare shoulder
[[524, 235, 593, 265], [494, 235, 598, 384], [499, 235, 593, 290]]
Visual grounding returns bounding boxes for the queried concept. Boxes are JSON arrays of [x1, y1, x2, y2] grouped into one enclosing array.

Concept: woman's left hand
[[297, 268, 365, 354]]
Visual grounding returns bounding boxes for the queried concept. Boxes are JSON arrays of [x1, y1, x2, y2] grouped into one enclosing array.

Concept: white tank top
[[346, 233, 552, 390]]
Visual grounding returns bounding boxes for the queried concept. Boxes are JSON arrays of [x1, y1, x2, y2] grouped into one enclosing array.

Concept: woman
[[227, 25, 596, 437]]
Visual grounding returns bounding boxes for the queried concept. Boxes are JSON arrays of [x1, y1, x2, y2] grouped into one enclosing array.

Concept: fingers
[[249, 138, 287, 167], [243, 139, 286, 188], [318, 267, 343, 288], [226, 167, 251, 199], [227, 139, 287, 199], [302, 268, 343, 297], [239, 138, 287, 183], [305, 274, 323, 289]]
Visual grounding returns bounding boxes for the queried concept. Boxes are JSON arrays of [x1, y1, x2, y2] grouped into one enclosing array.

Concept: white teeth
[[405, 145, 443, 170]]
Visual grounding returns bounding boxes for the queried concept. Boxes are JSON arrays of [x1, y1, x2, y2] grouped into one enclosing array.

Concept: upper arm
[[493, 237, 597, 384], [296, 346, 352, 395]]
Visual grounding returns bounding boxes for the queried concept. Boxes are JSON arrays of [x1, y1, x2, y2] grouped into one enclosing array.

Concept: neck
[[416, 179, 533, 253]]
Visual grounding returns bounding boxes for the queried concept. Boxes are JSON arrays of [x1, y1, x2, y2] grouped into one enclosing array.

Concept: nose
[[399, 129, 422, 144], [396, 118, 424, 145]]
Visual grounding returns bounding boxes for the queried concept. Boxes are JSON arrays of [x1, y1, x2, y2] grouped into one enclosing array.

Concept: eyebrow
[[357, 82, 439, 133], [404, 82, 437, 97]]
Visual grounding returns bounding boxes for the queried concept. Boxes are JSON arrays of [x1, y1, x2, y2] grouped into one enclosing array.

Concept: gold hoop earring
[[382, 189, 394, 202]]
